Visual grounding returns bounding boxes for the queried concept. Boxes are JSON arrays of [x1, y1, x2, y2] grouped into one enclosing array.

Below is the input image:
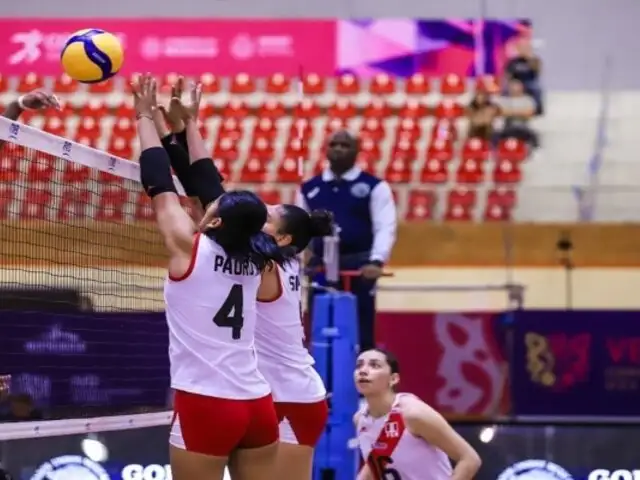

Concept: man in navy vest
[[297, 130, 397, 351]]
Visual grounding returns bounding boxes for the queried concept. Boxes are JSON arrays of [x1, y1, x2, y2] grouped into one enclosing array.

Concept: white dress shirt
[[295, 167, 397, 264]]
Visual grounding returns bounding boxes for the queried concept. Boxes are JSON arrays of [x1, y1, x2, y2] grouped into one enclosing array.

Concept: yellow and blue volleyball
[[60, 29, 124, 83]]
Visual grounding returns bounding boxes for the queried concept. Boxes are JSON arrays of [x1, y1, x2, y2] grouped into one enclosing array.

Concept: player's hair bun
[[308, 210, 334, 238]]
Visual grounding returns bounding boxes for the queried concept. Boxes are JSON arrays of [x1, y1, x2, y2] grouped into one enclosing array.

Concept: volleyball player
[[132, 74, 283, 480], [0, 89, 60, 150], [354, 348, 481, 480]]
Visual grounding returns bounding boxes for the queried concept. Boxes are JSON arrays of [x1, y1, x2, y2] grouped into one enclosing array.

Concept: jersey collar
[[322, 166, 362, 182]]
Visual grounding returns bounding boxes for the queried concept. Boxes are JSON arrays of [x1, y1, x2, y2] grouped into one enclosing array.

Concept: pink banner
[[0, 20, 337, 76]]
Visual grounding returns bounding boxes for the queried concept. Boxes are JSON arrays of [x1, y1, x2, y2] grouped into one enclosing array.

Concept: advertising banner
[[0, 19, 337, 76], [511, 311, 640, 416], [375, 311, 510, 417], [0, 311, 170, 410]]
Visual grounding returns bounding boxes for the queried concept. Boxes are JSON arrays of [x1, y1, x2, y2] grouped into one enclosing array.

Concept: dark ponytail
[[278, 206, 334, 260], [248, 231, 286, 271]]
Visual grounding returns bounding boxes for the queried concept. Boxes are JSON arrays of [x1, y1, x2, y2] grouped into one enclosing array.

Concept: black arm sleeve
[[160, 134, 197, 197], [189, 158, 226, 208], [175, 129, 188, 151], [139, 147, 177, 198]]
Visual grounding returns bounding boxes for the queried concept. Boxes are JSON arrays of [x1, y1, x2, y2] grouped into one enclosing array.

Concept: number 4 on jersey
[[213, 284, 244, 340]]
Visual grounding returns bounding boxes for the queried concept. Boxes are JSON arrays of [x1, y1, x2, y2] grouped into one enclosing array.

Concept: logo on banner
[[8, 30, 44, 64], [525, 332, 591, 391], [62, 140, 73, 158], [8, 122, 20, 140], [497, 459, 573, 480], [30, 455, 109, 480]]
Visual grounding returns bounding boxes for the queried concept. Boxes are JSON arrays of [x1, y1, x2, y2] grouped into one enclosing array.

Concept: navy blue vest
[[301, 171, 381, 258]]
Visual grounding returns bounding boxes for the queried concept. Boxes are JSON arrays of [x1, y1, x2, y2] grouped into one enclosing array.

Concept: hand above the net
[[171, 81, 203, 122], [158, 75, 186, 132], [20, 89, 61, 110], [132, 73, 157, 118]]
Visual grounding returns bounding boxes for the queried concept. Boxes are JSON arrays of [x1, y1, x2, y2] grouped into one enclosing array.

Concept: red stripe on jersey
[[366, 411, 405, 480]]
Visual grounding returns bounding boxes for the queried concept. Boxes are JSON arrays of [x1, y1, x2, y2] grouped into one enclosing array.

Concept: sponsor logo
[[30, 455, 109, 480], [497, 459, 573, 480]]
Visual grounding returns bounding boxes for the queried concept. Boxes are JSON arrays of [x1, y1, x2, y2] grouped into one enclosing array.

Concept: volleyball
[[60, 29, 124, 83]]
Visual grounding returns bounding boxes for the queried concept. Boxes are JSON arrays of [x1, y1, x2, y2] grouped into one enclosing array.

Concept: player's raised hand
[[179, 81, 203, 122], [19, 89, 61, 110], [159, 76, 186, 132], [132, 73, 157, 117]]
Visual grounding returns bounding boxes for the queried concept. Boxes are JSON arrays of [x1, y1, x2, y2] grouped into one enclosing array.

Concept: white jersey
[[164, 233, 270, 400], [255, 259, 326, 402], [357, 394, 452, 480]]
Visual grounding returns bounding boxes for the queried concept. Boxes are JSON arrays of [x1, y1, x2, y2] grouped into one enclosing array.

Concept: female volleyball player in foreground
[[354, 349, 481, 480], [133, 74, 283, 480], [157, 76, 333, 479]]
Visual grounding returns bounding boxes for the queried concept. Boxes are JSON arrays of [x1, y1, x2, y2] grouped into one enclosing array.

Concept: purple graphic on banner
[[0, 312, 169, 409], [337, 18, 532, 77], [511, 311, 640, 416]]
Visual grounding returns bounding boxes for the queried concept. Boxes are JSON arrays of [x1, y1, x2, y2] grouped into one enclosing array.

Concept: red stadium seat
[[444, 202, 473, 221], [289, 118, 314, 141], [447, 186, 477, 209], [335, 73, 360, 95], [369, 74, 396, 95], [62, 160, 90, 183], [219, 117, 244, 141], [240, 156, 269, 183], [483, 202, 511, 221], [405, 74, 430, 95], [113, 101, 135, 119], [360, 117, 385, 142], [222, 99, 249, 119], [461, 137, 490, 161], [74, 135, 98, 149], [302, 74, 326, 95], [112, 117, 136, 140], [20, 187, 52, 220], [200, 102, 216, 119], [252, 118, 278, 141], [284, 136, 308, 159], [456, 158, 485, 184], [396, 118, 422, 142], [76, 117, 102, 140], [493, 159, 522, 184], [53, 74, 79, 94], [391, 137, 417, 161], [294, 99, 321, 120], [419, 158, 448, 184], [42, 116, 67, 137], [255, 187, 282, 205], [265, 73, 291, 95], [324, 117, 349, 135], [27, 153, 57, 182], [88, 78, 115, 94], [230, 73, 256, 94], [384, 154, 413, 184], [213, 137, 240, 162], [497, 137, 528, 162], [362, 98, 391, 119], [357, 150, 379, 175], [213, 157, 233, 181], [134, 191, 154, 221], [398, 99, 428, 119], [249, 137, 274, 160], [0, 154, 20, 182], [107, 136, 134, 161], [200, 73, 221, 94], [58, 188, 91, 220], [276, 156, 301, 183], [359, 137, 381, 162], [426, 139, 454, 163], [258, 99, 286, 119], [406, 189, 436, 220], [80, 99, 109, 119], [487, 186, 517, 209], [433, 98, 464, 119], [440, 73, 465, 95], [327, 98, 356, 119], [18, 73, 43, 93], [0, 75, 8, 93], [95, 186, 128, 221], [0, 185, 14, 219]]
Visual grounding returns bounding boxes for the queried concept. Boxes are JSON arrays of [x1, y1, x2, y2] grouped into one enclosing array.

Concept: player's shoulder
[[396, 393, 434, 423]]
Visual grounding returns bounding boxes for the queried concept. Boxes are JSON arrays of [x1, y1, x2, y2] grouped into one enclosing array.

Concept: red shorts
[[275, 399, 328, 446], [170, 390, 278, 457]]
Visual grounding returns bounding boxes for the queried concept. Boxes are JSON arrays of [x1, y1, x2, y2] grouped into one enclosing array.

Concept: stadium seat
[[17, 73, 43, 93], [405, 74, 431, 95], [222, 99, 249, 119], [213, 137, 240, 162], [448, 186, 477, 209], [80, 99, 109, 119], [295, 99, 321, 119], [328, 98, 356, 119], [456, 158, 485, 184], [252, 118, 278, 141], [58, 188, 91, 220], [42, 116, 67, 137], [95, 185, 128, 221], [240, 156, 270, 183], [53, 74, 79, 94], [369, 74, 396, 95], [360, 118, 386, 142], [483, 202, 511, 221], [0, 185, 14, 219], [406, 189, 436, 220], [27, 153, 57, 182], [200, 73, 221, 94], [419, 158, 448, 184], [134, 191, 154, 221], [362, 99, 391, 119], [461, 137, 490, 161], [385, 155, 413, 183], [290, 118, 314, 140], [107, 136, 134, 162], [497, 137, 528, 162], [444, 202, 473, 221], [426, 139, 454, 163], [396, 118, 422, 141], [276, 156, 301, 183], [76, 117, 102, 140], [302, 74, 326, 95], [230, 73, 256, 95], [493, 159, 522, 184], [255, 187, 283, 205], [265, 73, 291, 95], [0, 154, 20, 182], [398, 99, 428, 119], [433, 98, 464, 119], [440, 73, 465, 95], [487, 186, 517, 209], [258, 99, 286, 119], [249, 137, 275, 160], [213, 157, 233, 181], [62, 160, 91, 184], [112, 117, 136, 140], [336, 74, 361, 95], [219, 117, 244, 141], [21, 187, 52, 220], [88, 78, 115, 94]]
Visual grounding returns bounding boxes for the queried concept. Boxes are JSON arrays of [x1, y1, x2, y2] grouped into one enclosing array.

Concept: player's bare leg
[[274, 443, 314, 480], [227, 442, 279, 480], [170, 445, 229, 480]]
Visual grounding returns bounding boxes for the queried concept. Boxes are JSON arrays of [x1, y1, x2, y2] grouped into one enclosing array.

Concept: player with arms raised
[[133, 74, 283, 480], [354, 349, 481, 480]]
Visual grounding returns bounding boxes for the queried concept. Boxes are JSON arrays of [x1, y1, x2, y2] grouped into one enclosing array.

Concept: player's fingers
[[176, 76, 184, 97]]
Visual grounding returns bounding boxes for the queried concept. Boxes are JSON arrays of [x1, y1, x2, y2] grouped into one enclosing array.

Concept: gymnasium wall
[[2, 222, 640, 311]]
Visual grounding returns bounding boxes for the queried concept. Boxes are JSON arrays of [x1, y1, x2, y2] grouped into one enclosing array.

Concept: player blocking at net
[[154, 76, 333, 480], [132, 73, 286, 480], [354, 349, 481, 480]]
